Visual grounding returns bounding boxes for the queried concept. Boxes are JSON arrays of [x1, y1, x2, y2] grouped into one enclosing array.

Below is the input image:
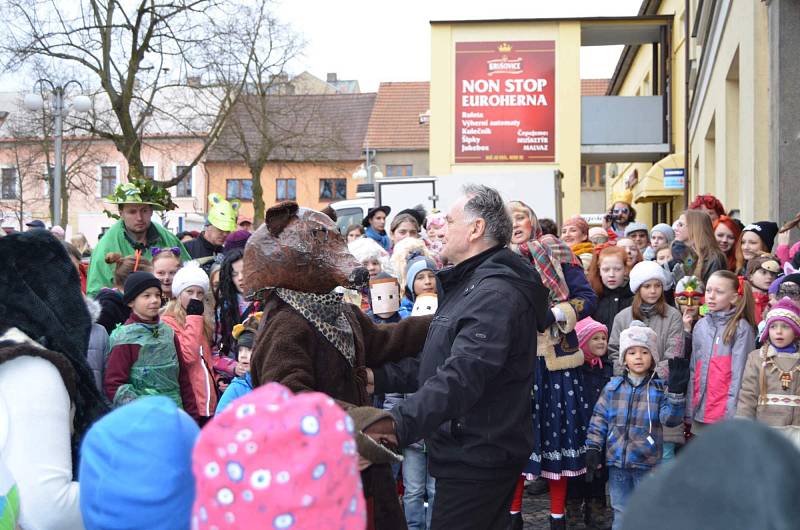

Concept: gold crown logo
[[497, 43, 512, 53]]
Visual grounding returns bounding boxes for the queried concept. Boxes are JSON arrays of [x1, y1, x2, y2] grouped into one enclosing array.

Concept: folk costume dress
[[516, 232, 598, 479]]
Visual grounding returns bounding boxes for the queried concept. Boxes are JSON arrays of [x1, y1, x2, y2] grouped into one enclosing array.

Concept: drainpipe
[[683, 0, 691, 209]]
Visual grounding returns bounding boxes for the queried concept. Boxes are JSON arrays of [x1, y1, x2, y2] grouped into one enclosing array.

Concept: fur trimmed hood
[[85, 296, 102, 324]]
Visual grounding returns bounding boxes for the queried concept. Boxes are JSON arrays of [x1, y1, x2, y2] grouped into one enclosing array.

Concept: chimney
[[187, 75, 202, 87], [326, 72, 338, 83]]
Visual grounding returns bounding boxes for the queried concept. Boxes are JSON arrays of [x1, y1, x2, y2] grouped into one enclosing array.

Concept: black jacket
[[95, 288, 130, 334], [184, 233, 222, 260], [593, 283, 634, 334], [374, 246, 548, 480]]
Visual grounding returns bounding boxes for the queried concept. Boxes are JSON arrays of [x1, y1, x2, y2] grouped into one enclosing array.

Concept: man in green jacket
[[87, 181, 189, 297]]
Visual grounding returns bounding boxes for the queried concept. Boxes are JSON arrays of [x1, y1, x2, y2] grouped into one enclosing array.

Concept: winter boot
[[509, 512, 523, 530], [549, 515, 567, 530], [566, 498, 583, 526], [585, 496, 612, 530]]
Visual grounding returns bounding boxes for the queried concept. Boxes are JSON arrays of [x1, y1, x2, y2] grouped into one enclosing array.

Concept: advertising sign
[[455, 40, 556, 163], [663, 168, 685, 190]]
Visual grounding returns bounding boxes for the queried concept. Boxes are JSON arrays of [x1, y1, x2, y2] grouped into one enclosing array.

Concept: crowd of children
[[3, 191, 800, 530]]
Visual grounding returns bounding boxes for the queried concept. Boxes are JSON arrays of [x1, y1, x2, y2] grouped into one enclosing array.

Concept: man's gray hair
[[462, 184, 512, 246]]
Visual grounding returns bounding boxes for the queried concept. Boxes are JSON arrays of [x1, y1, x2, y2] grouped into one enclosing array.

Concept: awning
[[634, 153, 686, 203]]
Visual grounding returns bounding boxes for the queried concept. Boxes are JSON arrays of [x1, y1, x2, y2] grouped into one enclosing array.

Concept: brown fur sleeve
[[250, 309, 317, 393], [350, 309, 433, 368]]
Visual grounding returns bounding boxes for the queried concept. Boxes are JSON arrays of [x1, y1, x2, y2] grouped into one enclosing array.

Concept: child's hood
[[79, 396, 199, 530]]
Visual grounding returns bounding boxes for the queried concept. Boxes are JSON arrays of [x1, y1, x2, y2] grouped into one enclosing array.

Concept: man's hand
[[365, 367, 375, 395], [363, 416, 398, 452], [358, 456, 373, 472]]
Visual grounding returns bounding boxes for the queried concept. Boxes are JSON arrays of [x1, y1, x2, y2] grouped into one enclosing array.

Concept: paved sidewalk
[[522, 488, 612, 529]]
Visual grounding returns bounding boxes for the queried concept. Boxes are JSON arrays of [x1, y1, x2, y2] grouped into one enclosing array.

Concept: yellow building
[[607, 0, 790, 225], [604, 0, 687, 225]]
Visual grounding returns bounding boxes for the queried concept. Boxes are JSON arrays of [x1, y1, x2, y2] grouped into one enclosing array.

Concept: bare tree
[[1, 90, 105, 228], [0, 0, 270, 188]]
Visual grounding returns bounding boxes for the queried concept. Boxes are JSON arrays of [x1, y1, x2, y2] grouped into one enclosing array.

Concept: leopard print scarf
[[275, 288, 355, 366]]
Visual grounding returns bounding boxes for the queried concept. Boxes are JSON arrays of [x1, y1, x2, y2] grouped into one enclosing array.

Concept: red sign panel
[[455, 40, 556, 163]]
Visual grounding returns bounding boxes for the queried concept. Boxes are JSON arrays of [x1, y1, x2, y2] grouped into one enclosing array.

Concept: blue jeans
[[661, 442, 676, 462], [403, 444, 436, 530], [608, 467, 649, 530]]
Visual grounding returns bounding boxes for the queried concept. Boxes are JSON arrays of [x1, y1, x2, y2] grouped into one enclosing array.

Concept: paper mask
[[369, 278, 400, 315], [411, 293, 438, 316]]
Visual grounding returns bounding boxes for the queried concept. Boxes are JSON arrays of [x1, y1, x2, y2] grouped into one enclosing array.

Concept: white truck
[[377, 171, 564, 224], [332, 171, 564, 231]]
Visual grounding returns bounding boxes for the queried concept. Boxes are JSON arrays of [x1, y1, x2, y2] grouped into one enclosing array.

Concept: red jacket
[[162, 314, 219, 417], [104, 312, 199, 420]]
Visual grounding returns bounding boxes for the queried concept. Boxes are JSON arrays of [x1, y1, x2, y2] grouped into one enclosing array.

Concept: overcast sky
[[275, 0, 643, 91]]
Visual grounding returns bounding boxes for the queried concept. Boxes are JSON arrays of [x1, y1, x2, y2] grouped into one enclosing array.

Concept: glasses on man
[[612, 208, 630, 215]]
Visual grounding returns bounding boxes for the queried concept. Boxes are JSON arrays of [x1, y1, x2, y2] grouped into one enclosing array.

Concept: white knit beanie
[[171, 261, 209, 297], [629, 260, 668, 293], [619, 320, 659, 360]]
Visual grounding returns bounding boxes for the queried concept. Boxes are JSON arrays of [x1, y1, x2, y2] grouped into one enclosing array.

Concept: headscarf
[[510, 201, 580, 305]]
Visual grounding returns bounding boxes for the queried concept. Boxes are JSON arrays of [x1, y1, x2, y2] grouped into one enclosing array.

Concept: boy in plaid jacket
[[585, 321, 689, 530]]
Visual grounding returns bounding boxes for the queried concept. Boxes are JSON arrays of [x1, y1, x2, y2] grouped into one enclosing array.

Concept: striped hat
[[761, 297, 800, 343]]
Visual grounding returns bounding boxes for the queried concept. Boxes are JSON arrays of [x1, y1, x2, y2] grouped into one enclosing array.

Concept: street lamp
[[23, 79, 91, 228], [352, 144, 384, 182]]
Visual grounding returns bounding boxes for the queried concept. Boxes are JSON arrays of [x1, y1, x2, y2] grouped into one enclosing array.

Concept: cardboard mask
[[369, 277, 400, 316], [411, 293, 438, 316], [243, 201, 369, 294]]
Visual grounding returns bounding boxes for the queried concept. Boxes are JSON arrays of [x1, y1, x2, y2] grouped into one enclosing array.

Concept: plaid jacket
[[586, 374, 685, 470]]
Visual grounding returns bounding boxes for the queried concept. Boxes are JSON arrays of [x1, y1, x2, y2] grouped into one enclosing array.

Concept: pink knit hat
[[191, 383, 365, 529], [562, 215, 590, 236], [760, 297, 800, 343], [575, 317, 608, 356]]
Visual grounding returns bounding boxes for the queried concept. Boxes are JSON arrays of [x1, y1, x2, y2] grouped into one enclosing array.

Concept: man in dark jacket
[[366, 184, 549, 530]]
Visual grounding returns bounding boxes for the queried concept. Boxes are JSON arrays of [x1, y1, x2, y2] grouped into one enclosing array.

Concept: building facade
[[363, 81, 430, 178]]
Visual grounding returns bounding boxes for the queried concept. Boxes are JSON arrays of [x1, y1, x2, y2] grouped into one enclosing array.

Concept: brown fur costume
[[244, 202, 432, 530]]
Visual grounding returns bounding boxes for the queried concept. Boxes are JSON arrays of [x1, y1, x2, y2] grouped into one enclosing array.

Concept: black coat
[[593, 283, 634, 334], [375, 246, 549, 480], [95, 288, 130, 335], [184, 233, 222, 260]]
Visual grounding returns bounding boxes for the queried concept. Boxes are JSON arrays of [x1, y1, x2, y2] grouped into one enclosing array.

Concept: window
[[580, 164, 606, 191], [100, 166, 117, 197], [276, 178, 297, 201], [385, 164, 412, 177], [143, 165, 155, 178], [1, 168, 17, 199], [319, 178, 347, 201], [175, 165, 192, 197], [226, 179, 253, 201]]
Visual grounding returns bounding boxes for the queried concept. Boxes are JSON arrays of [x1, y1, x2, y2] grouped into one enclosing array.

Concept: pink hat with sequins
[[191, 383, 366, 529]]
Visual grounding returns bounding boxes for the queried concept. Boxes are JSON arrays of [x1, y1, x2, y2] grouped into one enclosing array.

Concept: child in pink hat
[[192, 383, 365, 529], [573, 317, 613, 529], [737, 297, 800, 428]]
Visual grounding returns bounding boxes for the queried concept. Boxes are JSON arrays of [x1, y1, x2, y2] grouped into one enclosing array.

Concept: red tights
[[548, 477, 567, 515], [509, 476, 567, 516]]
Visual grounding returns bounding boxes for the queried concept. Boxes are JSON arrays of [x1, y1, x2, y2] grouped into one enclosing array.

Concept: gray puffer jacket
[[85, 296, 110, 393]]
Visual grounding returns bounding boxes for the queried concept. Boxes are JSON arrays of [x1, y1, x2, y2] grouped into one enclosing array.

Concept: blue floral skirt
[[523, 355, 591, 480]]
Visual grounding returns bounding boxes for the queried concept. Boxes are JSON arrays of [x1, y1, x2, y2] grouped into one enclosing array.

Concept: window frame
[[318, 178, 347, 201], [385, 164, 413, 177], [173, 164, 194, 198], [276, 178, 297, 201], [97, 164, 119, 198], [226, 178, 253, 201], [1, 166, 19, 200]]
